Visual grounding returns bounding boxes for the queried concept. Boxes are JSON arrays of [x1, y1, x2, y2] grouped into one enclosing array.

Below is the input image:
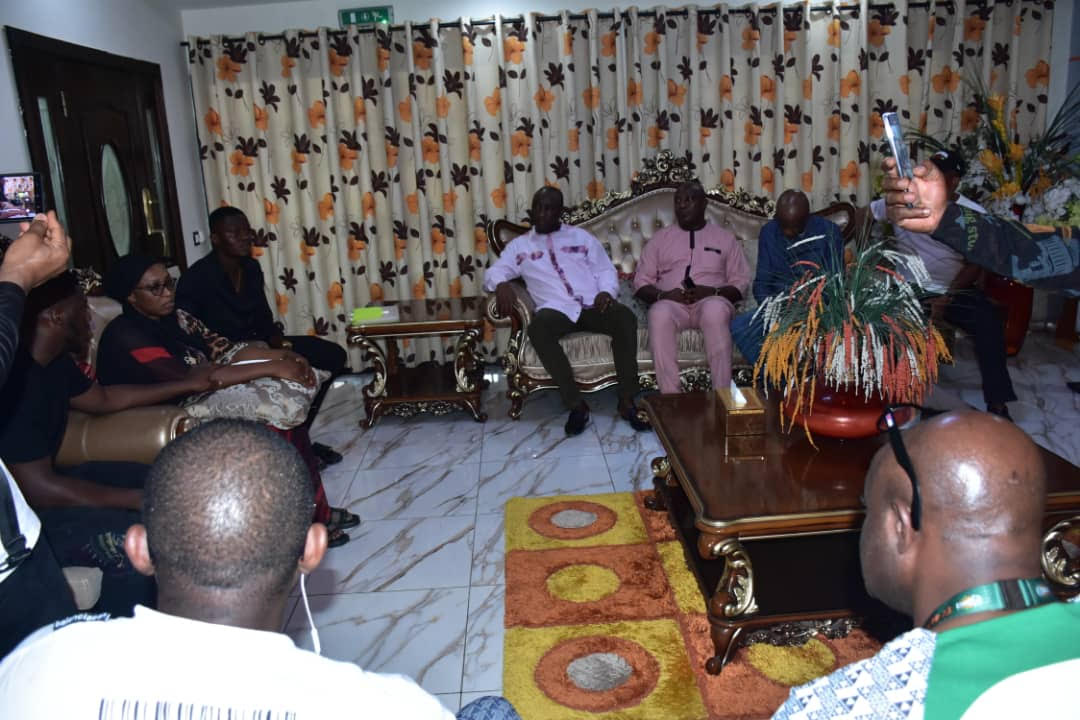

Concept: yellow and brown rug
[[504, 492, 882, 720]]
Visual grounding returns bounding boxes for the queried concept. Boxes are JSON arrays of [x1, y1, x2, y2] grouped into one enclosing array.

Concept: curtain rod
[[180, 2, 945, 46]]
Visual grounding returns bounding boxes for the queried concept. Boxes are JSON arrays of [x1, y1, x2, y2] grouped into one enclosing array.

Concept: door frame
[[5, 26, 187, 268]]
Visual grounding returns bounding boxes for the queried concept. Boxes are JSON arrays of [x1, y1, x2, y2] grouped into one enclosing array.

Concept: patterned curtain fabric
[[186, 1, 1054, 362]]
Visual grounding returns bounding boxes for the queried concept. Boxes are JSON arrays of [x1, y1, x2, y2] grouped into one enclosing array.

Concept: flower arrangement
[[752, 238, 952, 438]]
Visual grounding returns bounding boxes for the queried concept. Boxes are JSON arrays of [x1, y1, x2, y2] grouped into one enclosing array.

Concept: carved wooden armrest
[[484, 280, 535, 333]]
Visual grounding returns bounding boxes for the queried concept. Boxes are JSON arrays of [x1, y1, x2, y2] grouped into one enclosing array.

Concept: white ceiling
[[156, 0, 296, 10]]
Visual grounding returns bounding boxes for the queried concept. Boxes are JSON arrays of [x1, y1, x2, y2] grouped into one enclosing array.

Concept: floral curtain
[[186, 1, 1054, 361]]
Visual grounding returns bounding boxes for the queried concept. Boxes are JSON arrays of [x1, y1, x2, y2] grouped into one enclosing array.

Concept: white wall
[[0, 0, 210, 264]]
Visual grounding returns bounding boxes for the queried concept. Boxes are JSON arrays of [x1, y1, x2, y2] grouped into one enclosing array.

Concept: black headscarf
[[104, 255, 161, 303]]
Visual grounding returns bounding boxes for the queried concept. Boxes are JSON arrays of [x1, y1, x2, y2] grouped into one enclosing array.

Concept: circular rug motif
[[546, 564, 621, 603], [529, 500, 617, 540], [746, 638, 838, 686], [535, 636, 660, 712]]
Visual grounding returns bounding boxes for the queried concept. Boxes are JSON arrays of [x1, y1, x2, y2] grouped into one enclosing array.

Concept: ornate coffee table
[[642, 392, 1080, 674], [346, 297, 487, 428]]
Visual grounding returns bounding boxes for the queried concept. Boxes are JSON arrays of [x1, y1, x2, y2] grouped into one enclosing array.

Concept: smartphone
[[881, 112, 913, 179], [0, 173, 44, 223]]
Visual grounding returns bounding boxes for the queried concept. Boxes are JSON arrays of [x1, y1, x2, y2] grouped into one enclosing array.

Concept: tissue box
[[716, 387, 766, 437]]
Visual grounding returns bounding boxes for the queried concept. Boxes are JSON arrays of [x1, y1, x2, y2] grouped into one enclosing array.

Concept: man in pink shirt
[[485, 187, 649, 436], [634, 181, 751, 393]]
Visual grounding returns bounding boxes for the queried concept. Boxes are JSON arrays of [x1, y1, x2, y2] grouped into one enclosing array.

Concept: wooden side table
[[346, 298, 488, 428]]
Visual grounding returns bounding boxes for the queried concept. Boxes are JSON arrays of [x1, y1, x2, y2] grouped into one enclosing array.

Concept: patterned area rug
[[503, 492, 882, 720]]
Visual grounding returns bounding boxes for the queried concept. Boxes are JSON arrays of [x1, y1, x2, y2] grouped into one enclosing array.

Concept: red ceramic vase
[[783, 382, 901, 439]]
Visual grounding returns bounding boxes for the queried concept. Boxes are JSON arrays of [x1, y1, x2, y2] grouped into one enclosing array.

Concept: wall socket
[[193, 230, 202, 246]]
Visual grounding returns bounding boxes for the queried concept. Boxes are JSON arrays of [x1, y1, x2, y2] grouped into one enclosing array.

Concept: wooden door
[[6, 27, 186, 273]]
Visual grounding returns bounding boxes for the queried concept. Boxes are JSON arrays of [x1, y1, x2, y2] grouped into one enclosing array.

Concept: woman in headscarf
[[97, 255, 358, 547]]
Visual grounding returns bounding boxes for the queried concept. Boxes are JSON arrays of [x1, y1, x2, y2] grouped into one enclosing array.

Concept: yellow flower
[[1008, 143, 1025, 164], [978, 149, 1004, 176], [992, 181, 1021, 200], [987, 93, 1006, 116]]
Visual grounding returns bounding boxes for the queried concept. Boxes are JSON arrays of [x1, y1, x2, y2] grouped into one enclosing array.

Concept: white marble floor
[[289, 330, 1079, 713]]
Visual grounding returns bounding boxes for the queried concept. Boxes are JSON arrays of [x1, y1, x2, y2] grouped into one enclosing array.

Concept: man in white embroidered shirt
[[485, 187, 648, 435], [771, 411, 1080, 719]]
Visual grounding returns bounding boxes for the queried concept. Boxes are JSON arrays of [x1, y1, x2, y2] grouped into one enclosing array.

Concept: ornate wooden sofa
[[484, 151, 855, 419]]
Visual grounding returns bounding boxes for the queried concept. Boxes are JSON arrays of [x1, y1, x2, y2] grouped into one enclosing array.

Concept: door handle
[[141, 187, 167, 256]]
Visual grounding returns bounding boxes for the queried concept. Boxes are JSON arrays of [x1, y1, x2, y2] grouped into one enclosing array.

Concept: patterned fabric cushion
[[615, 275, 649, 325], [181, 368, 331, 430]]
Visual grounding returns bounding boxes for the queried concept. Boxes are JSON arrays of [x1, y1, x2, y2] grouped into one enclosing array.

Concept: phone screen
[[0, 173, 44, 223], [881, 112, 913, 179]]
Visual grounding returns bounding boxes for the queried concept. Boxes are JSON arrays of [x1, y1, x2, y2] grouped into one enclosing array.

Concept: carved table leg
[[1043, 516, 1080, 598], [698, 535, 759, 674], [644, 456, 672, 511], [356, 335, 388, 429], [453, 328, 488, 422]]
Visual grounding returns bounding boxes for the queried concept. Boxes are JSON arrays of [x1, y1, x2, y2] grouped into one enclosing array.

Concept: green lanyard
[[923, 577, 1056, 630]]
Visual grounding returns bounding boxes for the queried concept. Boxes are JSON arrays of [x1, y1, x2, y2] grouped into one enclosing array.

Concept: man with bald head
[[773, 411, 1080, 719], [731, 190, 844, 365]]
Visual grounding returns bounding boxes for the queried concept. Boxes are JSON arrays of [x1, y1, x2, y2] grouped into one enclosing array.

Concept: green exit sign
[[339, 6, 393, 26]]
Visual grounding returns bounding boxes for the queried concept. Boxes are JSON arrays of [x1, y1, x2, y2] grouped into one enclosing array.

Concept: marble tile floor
[[287, 330, 1079, 712]]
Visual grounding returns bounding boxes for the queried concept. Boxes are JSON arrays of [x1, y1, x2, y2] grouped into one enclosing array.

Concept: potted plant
[[752, 239, 952, 442]]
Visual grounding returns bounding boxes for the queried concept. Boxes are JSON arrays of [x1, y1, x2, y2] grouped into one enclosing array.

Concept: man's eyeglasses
[[135, 276, 177, 297], [877, 405, 922, 531]]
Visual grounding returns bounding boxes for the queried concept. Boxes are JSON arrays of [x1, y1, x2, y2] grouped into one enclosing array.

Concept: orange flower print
[[720, 75, 734, 102], [803, 76, 813, 101], [868, 19, 890, 47], [308, 100, 326, 129], [251, 243, 263, 259], [398, 99, 412, 123], [962, 107, 980, 132], [412, 41, 434, 70], [606, 127, 619, 151], [741, 26, 760, 51], [443, 190, 457, 211], [204, 108, 222, 136], [377, 47, 390, 72], [644, 31, 661, 55], [784, 29, 798, 53], [1025, 60, 1049, 88], [932, 66, 960, 94], [839, 160, 859, 188], [338, 142, 358, 171], [919, 111, 927, 132], [761, 166, 774, 195], [1014, 16, 1022, 36], [697, 33, 709, 52], [744, 121, 762, 146], [899, 75, 910, 96], [720, 169, 735, 192], [449, 276, 463, 299], [601, 32, 617, 57], [354, 98, 367, 124], [784, 120, 799, 144], [504, 36, 525, 64], [406, 192, 419, 214], [587, 180, 605, 199], [298, 239, 316, 264], [329, 48, 349, 76], [484, 88, 501, 117], [491, 185, 506, 209], [511, 130, 532, 158], [840, 70, 861, 98], [436, 94, 451, 118], [385, 141, 399, 168], [667, 79, 687, 107], [348, 232, 366, 262], [326, 281, 344, 309], [627, 80, 642, 107], [828, 114, 842, 142], [291, 149, 307, 174], [281, 54, 296, 79], [431, 226, 446, 254], [647, 125, 666, 148], [964, 15, 986, 42], [318, 192, 334, 221], [760, 75, 776, 102], [422, 136, 440, 164], [699, 127, 711, 145], [802, 170, 814, 192], [563, 31, 574, 56], [463, 36, 474, 66], [217, 55, 242, 83], [534, 86, 556, 113], [230, 150, 255, 176], [276, 292, 289, 316], [394, 233, 407, 260], [567, 128, 579, 152], [469, 133, 482, 161], [583, 86, 600, 110], [362, 191, 375, 219], [264, 198, 280, 225], [869, 112, 884, 139], [370, 283, 384, 302], [474, 227, 488, 255], [254, 104, 268, 131], [412, 278, 426, 299], [828, 19, 841, 47]]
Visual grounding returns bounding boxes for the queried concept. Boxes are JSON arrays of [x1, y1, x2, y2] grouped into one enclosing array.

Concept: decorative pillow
[[181, 369, 331, 430], [616, 274, 649, 325]]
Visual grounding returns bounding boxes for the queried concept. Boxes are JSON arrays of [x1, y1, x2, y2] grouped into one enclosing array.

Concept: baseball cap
[[929, 150, 967, 177]]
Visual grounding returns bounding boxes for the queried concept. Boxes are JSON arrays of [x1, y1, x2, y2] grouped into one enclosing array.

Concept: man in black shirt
[[176, 207, 347, 465], [0, 271, 213, 617]]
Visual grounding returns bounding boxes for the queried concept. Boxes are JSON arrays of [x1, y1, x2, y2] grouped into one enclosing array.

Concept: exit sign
[[339, 6, 393, 26]]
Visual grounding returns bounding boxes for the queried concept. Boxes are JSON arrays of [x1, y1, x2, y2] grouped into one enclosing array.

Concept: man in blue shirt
[[732, 190, 844, 365]]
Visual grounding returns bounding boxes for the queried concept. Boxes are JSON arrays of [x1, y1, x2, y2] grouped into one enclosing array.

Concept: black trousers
[[39, 462, 156, 618], [286, 335, 348, 429], [0, 533, 77, 658], [943, 290, 1017, 406], [527, 305, 641, 410]]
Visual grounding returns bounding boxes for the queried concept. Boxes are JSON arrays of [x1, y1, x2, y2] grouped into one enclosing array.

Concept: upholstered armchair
[[484, 151, 855, 419]]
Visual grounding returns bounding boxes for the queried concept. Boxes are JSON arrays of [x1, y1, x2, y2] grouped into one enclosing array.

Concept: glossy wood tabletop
[[346, 297, 486, 337], [643, 392, 1080, 537]]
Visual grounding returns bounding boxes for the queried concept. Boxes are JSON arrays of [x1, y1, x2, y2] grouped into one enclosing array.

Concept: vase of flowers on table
[[753, 240, 952, 442]]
